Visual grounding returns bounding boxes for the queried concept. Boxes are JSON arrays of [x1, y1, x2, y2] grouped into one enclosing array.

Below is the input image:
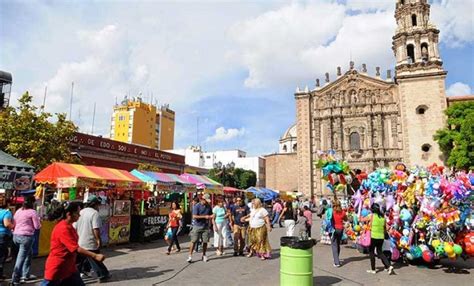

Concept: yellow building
[[110, 98, 175, 150], [157, 104, 175, 150]]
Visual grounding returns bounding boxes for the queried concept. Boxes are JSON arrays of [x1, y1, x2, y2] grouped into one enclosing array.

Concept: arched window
[[421, 43, 429, 61], [293, 143, 297, 152], [411, 14, 417, 26], [282, 145, 287, 152], [416, 105, 428, 115], [421, 144, 431, 153], [401, 0, 405, 4], [407, 44, 415, 64], [350, 132, 361, 150]]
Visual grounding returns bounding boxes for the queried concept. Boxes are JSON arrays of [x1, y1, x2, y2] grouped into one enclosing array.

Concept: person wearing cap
[[75, 195, 110, 282], [187, 194, 213, 263]]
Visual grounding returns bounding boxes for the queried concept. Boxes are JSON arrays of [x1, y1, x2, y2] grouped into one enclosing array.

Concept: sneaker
[[80, 272, 91, 279], [367, 270, 376, 274], [216, 250, 222, 256], [186, 256, 192, 263], [387, 266, 394, 275], [333, 264, 341, 268], [202, 255, 208, 262]]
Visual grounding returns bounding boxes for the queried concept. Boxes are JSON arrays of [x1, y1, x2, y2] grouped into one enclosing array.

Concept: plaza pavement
[[3, 216, 473, 286]]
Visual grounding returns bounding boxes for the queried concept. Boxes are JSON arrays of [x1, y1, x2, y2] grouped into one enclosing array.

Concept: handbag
[[359, 230, 371, 247]]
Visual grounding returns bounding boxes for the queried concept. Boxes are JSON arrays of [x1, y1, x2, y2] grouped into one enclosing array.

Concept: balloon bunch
[[349, 162, 474, 263], [315, 150, 351, 193]]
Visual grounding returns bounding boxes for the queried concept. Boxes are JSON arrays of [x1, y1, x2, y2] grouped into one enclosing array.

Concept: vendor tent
[[246, 187, 279, 201], [34, 162, 145, 189], [131, 170, 195, 192], [180, 173, 223, 194], [0, 150, 35, 191], [223, 186, 243, 193]]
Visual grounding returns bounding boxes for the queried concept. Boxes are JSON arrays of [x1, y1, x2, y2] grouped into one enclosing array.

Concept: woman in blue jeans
[[11, 197, 41, 285]]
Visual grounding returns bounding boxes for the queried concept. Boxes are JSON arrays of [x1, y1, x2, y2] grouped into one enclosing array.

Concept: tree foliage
[[434, 101, 474, 170], [208, 164, 257, 189], [0, 92, 78, 170]]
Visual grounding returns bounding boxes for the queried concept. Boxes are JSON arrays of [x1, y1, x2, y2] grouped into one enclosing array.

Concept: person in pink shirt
[[303, 206, 313, 238], [11, 196, 41, 285], [271, 200, 283, 228]]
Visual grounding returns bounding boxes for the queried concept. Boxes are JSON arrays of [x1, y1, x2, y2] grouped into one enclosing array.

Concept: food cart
[[0, 150, 35, 209], [33, 162, 146, 255], [129, 170, 195, 242]]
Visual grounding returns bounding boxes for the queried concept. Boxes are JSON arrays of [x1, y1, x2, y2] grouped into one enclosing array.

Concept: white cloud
[[206, 127, 246, 142], [345, 0, 394, 12], [446, 82, 472, 96], [431, 0, 474, 47], [229, 1, 395, 88]]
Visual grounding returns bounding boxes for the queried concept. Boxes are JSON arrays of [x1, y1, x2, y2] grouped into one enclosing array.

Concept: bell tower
[[393, 0, 447, 166]]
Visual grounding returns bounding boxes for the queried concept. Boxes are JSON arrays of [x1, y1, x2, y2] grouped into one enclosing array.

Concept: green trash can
[[280, 236, 316, 286]]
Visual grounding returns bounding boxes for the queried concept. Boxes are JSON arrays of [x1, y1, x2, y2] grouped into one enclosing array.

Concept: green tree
[[0, 92, 78, 170], [434, 101, 474, 170], [235, 168, 257, 189]]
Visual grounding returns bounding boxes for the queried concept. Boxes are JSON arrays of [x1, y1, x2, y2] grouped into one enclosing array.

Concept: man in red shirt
[[42, 201, 105, 286]]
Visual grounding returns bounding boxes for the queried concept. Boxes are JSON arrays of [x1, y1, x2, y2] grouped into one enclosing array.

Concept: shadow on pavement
[[338, 255, 367, 266], [313, 275, 342, 285], [98, 267, 173, 284]]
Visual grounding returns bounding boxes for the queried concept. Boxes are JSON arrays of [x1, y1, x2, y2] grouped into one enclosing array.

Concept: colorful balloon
[[422, 250, 433, 263]]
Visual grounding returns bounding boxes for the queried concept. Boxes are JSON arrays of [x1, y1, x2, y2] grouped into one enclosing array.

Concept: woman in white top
[[243, 198, 272, 260]]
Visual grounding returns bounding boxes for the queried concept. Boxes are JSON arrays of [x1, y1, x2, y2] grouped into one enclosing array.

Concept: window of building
[[283, 145, 287, 152], [416, 105, 428, 115], [350, 132, 361, 150], [293, 143, 297, 152], [421, 43, 429, 61], [411, 14, 417, 26], [421, 144, 431, 152], [206, 156, 211, 159], [407, 44, 415, 63]]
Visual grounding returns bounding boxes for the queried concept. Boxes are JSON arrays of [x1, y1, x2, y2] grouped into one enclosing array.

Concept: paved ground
[[2, 216, 473, 286]]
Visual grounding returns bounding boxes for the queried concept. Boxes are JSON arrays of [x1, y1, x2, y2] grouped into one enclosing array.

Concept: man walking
[[271, 200, 283, 228], [187, 194, 213, 263], [230, 197, 250, 256], [75, 195, 110, 282]]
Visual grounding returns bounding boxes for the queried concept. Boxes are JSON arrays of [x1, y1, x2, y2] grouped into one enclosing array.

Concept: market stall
[[34, 162, 146, 255], [129, 170, 196, 242], [246, 187, 279, 202], [0, 150, 35, 207]]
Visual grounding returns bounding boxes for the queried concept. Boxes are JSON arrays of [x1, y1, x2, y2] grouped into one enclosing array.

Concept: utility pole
[[42, 85, 47, 111], [91, 102, 96, 134], [69, 81, 74, 121]]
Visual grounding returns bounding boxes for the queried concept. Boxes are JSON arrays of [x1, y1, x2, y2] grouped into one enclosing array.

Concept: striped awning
[[34, 162, 145, 190], [131, 170, 196, 192], [179, 173, 223, 194]]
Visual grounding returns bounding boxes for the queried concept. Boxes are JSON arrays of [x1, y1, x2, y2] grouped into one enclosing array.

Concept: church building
[[295, 0, 449, 197]]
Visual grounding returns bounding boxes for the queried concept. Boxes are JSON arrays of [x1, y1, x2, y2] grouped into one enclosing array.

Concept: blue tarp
[[246, 187, 279, 201]]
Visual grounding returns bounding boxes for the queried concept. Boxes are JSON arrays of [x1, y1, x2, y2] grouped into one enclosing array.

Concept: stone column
[[391, 115, 398, 148], [414, 34, 421, 62]]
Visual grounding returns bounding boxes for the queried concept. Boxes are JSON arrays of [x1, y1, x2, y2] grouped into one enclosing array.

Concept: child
[[295, 209, 308, 238], [303, 206, 313, 239]]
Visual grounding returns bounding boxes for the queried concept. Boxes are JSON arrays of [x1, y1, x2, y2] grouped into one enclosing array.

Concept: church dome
[[281, 124, 297, 140]]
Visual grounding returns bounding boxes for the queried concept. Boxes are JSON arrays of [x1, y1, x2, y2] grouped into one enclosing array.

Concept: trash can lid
[[280, 236, 316, 249]]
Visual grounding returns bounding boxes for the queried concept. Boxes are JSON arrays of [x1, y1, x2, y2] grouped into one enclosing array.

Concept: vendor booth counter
[[33, 162, 147, 256]]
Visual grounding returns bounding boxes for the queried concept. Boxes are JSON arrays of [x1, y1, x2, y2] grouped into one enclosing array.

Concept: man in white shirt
[[75, 195, 110, 282]]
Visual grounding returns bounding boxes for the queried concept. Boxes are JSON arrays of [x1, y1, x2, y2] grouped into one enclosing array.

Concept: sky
[[1, 0, 473, 156]]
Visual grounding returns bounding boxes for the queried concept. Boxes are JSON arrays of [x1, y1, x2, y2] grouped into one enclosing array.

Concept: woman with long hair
[[166, 201, 182, 255], [367, 203, 393, 275], [245, 199, 272, 260], [330, 198, 346, 267], [278, 201, 295, 236], [212, 198, 229, 256], [41, 201, 105, 286], [11, 196, 41, 285]]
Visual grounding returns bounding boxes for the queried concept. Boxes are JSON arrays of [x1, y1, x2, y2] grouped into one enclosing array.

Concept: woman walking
[[367, 203, 393, 275], [279, 201, 295, 236], [330, 198, 346, 267], [41, 201, 105, 286], [166, 202, 182, 255], [0, 201, 13, 281], [245, 199, 272, 260], [212, 199, 229, 256], [11, 197, 41, 285]]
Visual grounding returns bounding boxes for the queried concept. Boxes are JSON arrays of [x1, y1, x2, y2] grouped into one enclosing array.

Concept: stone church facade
[[296, 0, 448, 198]]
